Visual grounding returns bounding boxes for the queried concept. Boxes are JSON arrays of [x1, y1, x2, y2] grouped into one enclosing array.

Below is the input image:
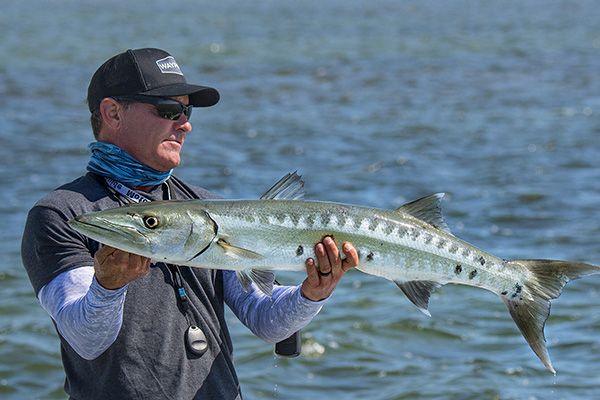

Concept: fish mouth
[[69, 216, 150, 247]]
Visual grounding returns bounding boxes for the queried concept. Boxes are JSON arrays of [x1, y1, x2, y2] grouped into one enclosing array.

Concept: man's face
[[115, 95, 192, 172]]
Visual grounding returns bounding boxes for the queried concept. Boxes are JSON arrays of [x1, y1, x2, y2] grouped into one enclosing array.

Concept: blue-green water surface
[[2, 1, 600, 399]]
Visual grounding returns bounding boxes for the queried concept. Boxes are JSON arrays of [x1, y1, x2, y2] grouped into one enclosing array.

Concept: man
[[21, 48, 359, 399]]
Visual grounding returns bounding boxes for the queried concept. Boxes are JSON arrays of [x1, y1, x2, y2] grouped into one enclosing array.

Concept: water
[[2, 0, 600, 398]]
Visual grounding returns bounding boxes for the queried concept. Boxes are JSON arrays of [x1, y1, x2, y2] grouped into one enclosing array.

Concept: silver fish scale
[[194, 200, 525, 295]]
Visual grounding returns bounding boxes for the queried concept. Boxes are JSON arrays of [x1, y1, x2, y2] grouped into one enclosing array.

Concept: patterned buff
[[86, 141, 172, 187]]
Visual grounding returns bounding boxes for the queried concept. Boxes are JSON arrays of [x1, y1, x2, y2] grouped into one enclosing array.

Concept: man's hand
[[93, 245, 151, 290], [301, 236, 359, 301]]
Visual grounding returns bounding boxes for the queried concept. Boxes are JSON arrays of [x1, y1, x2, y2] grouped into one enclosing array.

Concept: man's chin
[[155, 145, 182, 170]]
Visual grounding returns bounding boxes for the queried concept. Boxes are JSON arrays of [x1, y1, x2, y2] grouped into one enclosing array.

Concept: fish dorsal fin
[[396, 193, 451, 233], [217, 238, 264, 259], [260, 171, 305, 200], [236, 269, 275, 297], [394, 280, 442, 317]]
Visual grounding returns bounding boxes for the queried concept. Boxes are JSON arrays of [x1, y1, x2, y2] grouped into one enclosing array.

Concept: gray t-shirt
[[22, 173, 242, 400]]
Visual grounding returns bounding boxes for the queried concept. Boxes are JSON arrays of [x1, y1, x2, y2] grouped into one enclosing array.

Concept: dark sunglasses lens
[[113, 96, 192, 120], [155, 104, 192, 120]]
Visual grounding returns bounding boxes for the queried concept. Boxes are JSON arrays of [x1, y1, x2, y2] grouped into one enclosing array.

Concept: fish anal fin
[[260, 171, 305, 200], [217, 238, 264, 260], [396, 193, 451, 233], [394, 280, 442, 317]]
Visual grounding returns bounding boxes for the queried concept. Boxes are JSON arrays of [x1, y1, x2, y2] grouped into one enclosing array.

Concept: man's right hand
[[93, 245, 151, 289]]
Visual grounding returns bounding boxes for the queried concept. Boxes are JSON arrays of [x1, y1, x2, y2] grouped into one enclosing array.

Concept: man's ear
[[99, 98, 124, 131]]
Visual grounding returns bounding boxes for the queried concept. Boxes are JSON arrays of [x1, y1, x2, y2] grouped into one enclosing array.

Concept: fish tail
[[503, 259, 600, 374]]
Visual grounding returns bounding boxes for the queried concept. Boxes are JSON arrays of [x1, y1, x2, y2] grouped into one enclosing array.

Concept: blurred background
[[2, 1, 600, 399]]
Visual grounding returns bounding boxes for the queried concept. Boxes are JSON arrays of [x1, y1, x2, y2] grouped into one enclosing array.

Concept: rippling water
[[2, 1, 600, 399]]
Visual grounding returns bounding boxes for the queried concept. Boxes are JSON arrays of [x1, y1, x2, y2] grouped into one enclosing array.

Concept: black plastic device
[[275, 330, 302, 357]]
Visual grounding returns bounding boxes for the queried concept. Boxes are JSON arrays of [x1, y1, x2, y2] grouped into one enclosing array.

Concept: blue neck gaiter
[[86, 141, 172, 187]]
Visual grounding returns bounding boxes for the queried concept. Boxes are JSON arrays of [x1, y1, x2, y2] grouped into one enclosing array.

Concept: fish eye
[[143, 215, 160, 229]]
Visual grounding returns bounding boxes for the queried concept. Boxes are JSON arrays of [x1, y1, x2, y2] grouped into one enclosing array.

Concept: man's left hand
[[301, 236, 359, 301]]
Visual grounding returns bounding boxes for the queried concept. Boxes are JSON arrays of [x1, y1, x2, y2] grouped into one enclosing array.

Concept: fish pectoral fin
[[236, 271, 253, 292], [396, 193, 451, 233], [236, 269, 275, 297], [260, 171, 305, 200], [217, 238, 264, 260], [394, 280, 442, 317], [250, 269, 275, 296]]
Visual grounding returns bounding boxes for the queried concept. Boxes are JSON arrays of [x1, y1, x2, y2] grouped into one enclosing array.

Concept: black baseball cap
[[87, 48, 220, 112]]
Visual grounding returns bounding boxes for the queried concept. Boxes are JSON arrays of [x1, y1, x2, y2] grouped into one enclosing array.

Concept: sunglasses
[[112, 95, 192, 121]]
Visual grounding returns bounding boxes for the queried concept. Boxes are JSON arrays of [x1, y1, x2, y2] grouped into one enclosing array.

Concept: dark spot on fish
[[501, 291, 508, 296], [455, 264, 462, 274], [380, 242, 384, 247], [515, 283, 522, 294], [519, 297, 523, 301], [424, 233, 433, 244], [479, 256, 486, 266], [469, 270, 478, 279], [409, 229, 420, 241], [367, 252, 374, 261], [437, 239, 446, 249], [296, 245, 304, 256]]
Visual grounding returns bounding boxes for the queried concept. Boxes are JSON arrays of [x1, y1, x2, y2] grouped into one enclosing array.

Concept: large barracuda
[[70, 173, 599, 373]]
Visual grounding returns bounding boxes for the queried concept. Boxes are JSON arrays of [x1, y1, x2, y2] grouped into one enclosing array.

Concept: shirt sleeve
[[22, 205, 97, 295], [223, 270, 327, 343], [38, 267, 128, 360]]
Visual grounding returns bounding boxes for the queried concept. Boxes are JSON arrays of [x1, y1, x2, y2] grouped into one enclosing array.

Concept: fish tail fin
[[504, 259, 600, 374]]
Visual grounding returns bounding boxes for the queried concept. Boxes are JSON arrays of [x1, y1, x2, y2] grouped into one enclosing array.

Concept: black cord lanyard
[[168, 263, 208, 356], [169, 265, 192, 324]]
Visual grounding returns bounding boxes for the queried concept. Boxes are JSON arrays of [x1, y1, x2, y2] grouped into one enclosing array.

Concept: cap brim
[[141, 83, 220, 107]]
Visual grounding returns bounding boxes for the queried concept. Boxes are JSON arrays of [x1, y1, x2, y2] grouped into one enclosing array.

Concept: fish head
[[69, 201, 218, 263]]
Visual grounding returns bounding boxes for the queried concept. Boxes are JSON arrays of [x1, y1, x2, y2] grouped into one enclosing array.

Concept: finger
[[305, 258, 320, 286], [315, 242, 331, 275], [323, 236, 341, 273], [131, 254, 152, 275], [109, 248, 130, 266], [341, 242, 359, 272], [95, 245, 116, 265]]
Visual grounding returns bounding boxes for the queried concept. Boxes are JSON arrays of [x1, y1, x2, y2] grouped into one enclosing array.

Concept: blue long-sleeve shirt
[[39, 267, 325, 360]]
